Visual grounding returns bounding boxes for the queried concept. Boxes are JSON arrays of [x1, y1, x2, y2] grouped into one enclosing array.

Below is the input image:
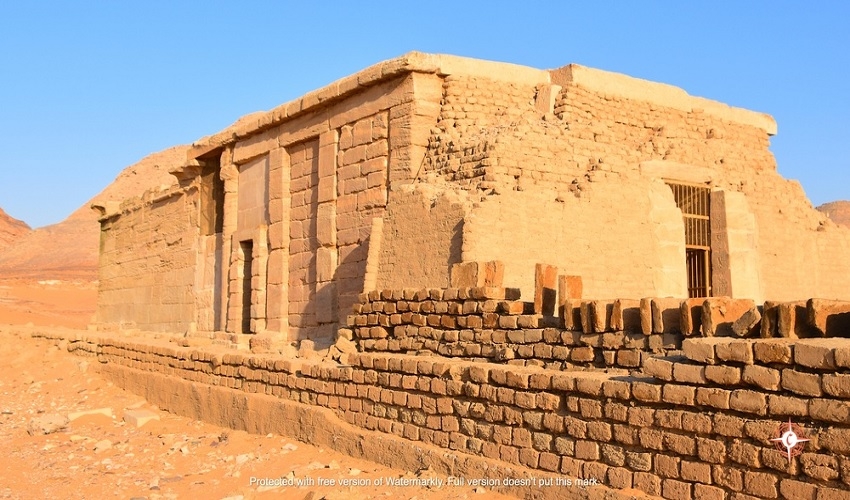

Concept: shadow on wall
[[448, 219, 463, 273], [826, 312, 850, 337], [328, 234, 370, 344]]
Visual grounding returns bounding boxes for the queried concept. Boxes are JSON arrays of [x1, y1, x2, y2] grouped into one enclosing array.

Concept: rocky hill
[[817, 201, 850, 228], [0, 208, 31, 252], [0, 146, 188, 281]]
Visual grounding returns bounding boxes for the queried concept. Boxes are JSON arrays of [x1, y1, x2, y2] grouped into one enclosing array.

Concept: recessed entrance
[[668, 182, 712, 298], [240, 240, 253, 333]]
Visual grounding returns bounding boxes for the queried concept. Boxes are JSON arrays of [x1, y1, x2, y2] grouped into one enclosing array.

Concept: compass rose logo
[[770, 419, 809, 463]]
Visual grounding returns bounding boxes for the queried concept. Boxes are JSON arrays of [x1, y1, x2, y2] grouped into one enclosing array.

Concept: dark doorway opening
[[240, 240, 253, 333]]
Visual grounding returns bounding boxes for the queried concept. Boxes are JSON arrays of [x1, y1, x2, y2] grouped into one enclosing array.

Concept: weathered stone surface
[[591, 300, 615, 333], [334, 336, 358, 355], [450, 261, 504, 288], [612, 298, 641, 333], [651, 298, 682, 334], [714, 339, 754, 364], [27, 413, 69, 436], [753, 339, 794, 364], [561, 298, 582, 331], [68, 407, 113, 421], [777, 301, 810, 339], [761, 300, 780, 338], [558, 275, 582, 301], [682, 338, 717, 364], [249, 333, 275, 354], [807, 299, 850, 336], [580, 301, 593, 334], [702, 298, 756, 337], [794, 339, 839, 370], [680, 298, 704, 337], [640, 298, 652, 336], [534, 264, 558, 316], [742, 365, 780, 391], [123, 409, 161, 428], [731, 306, 761, 337], [298, 339, 319, 359]]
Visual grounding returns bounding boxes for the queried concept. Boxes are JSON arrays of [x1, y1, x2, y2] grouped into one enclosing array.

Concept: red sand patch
[[0, 279, 96, 328]]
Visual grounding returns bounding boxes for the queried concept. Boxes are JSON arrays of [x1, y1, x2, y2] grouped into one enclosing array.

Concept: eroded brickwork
[[335, 112, 391, 330], [33, 325, 850, 500], [376, 185, 469, 291]]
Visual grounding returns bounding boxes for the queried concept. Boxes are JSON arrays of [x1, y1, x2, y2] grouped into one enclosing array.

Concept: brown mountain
[[817, 201, 850, 228], [0, 208, 31, 252], [0, 146, 189, 281]]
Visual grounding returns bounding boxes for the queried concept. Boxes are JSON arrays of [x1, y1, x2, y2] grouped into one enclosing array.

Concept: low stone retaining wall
[[23, 326, 850, 500]]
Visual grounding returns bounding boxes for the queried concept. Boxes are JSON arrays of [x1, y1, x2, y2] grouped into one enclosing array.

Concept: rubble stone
[[27, 414, 69, 436]]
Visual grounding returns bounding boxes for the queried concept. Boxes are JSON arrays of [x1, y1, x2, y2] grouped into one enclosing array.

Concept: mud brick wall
[[458, 182, 687, 299], [420, 68, 850, 301], [348, 288, 682, 370], [375, 185, 470, 291], [644, 337, 850, 498], [426, 73, 778, 195], [552, 82, 777, 180], [423, 75, 532, 186], [552, 80, 850, 301], [96, 188, 199, 332], [34, 328, 850, 500]]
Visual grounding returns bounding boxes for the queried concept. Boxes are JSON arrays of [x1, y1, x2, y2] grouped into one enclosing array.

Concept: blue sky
[[1, 1, 847, 228]]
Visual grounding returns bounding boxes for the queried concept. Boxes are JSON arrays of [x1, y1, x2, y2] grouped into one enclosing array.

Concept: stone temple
[[93, 52, 850, 342], [66, 53, 850, 499]]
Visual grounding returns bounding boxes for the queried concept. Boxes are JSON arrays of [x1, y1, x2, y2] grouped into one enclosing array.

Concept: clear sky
[[1, 1, 847, 228]]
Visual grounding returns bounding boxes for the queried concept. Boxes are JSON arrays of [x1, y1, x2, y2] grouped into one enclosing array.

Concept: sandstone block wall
[[332, 111, 393, 333], [287, 139, 321, 336], [96, 188, 199, 332], [194, 233, 223, 332], [226, 71, 445, 343], [97, 67, 446, 339]]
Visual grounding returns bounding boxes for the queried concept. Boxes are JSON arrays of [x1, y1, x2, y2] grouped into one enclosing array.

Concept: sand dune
[[0, 146, 188, 281]]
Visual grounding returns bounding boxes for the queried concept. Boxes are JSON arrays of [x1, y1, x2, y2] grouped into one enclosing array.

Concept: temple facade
[[93, 52, 850, 340]]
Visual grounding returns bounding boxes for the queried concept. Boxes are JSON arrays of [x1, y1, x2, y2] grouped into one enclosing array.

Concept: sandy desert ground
[[0, 282, 512, 500], [0, 279, 97, 328]]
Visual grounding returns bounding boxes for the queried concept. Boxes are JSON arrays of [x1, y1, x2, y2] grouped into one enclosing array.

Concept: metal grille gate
[[667, 183, 712, 298]]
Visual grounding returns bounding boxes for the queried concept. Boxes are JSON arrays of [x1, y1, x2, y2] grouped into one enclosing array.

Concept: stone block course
[[808, 299, 850, 336], [40, 324, 850, 500], [794, 338, 839, 369], [352, 287, 685, 369]]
